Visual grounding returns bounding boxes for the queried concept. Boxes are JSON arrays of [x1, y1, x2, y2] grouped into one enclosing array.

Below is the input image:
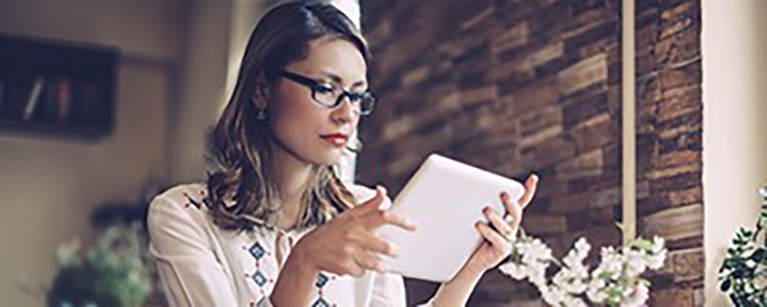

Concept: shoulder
[[147, 183, 211, 236], [149, 183, 208, 213], [346, 183, 393, 209]]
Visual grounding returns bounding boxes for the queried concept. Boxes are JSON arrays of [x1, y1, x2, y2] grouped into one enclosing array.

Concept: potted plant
[[46, 224, 153, 307], [718, 187, 767, 306]]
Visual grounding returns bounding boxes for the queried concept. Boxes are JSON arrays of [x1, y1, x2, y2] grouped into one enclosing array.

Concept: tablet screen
[[376, 153, 525, 282]]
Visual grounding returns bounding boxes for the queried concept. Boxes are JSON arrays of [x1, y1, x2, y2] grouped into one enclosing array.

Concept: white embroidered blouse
[[148, 182, 424, 307]]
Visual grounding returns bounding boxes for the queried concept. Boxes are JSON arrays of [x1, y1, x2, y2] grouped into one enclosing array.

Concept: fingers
[[353, 250, 387, 273], [346, 185, 417, 231], [341, 259, 366, 277], [484, 207, 515, 238], [500, 191, 523, 227], [475, 222, 512, 255], [354, 185, 388, 214], [362, 209, 417, 231], [518, 174, 539, 209], [348, 231, 399, 257], [339, 245, 384, 276]]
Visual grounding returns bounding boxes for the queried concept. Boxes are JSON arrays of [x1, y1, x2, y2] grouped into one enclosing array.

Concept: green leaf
[[752, 249, 767, 262], [722, 278, 732, 292]]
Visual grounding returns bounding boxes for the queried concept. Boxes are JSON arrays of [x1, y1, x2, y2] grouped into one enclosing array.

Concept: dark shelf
[[0, 33, 119, 140]]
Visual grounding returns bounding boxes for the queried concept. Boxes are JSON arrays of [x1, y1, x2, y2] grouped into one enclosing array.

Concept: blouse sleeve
[[369, 273, 439, 307], [348, 184, 438, 307], [148, 190, 275, 307], [369, 272, 407, 306]]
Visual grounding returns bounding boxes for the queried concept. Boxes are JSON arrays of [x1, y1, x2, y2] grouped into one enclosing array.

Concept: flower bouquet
[[498, 227, 667, 307]]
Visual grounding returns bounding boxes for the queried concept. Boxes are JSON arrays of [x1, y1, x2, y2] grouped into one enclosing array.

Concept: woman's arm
[[428, 265, 484, 306], [269, 249, 320, 305], [148, 194, 243, 306]]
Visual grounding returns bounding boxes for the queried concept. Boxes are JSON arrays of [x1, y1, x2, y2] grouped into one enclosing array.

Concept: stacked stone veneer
[[358, 0, 702, 305]]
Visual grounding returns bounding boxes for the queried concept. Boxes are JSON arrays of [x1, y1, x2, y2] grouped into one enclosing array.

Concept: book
[[56, 77, 71, 123], [0, 79, 5, 115], [5, 80, 27, 119], [41, 79, 58, 121], [69, 79, 85, 123], [83, 81, 100, 123], [23, 77, 45, 121]]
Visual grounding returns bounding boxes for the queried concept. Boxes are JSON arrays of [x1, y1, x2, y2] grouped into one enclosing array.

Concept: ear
[[251, 71, 271, 109]]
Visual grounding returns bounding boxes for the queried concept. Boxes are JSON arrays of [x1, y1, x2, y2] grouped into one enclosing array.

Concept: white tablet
[[375, 153, 525, 282]]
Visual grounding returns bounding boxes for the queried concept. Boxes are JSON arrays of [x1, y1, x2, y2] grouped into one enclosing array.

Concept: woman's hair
[[204, 1, 370, 231]]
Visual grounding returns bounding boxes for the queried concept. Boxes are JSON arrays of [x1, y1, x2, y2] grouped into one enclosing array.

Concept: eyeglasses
[[280, 70, 376, 116]]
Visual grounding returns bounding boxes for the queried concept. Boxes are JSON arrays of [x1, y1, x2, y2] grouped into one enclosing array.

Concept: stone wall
[[635, 0, 703, 305], [358, 0, 702, 305]]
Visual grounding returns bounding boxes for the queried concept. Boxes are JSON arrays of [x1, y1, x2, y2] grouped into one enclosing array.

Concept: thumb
[[358, 185, 388, 212]]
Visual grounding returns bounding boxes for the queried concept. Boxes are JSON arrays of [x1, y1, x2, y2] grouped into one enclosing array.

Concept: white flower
[[623, 249, 648, 277], [596, 247, 622, 280], [499, 262, 527, 280], [527, 262, 549, 287], [621, 284, 649, 307], [562, 295, 588, 307], [497, 234, 666, 307], [541, 284, 565, 306], [647, 249, 666, 270], [520, 238, 553, 260], [651, 236, 665, 253], [553, 268, 588, 294], [586, 278, 608, 302], [574, 237, 591, 256]]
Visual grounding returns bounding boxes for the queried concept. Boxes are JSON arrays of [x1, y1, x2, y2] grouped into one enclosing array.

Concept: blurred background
[[0, 0, 765, 306]]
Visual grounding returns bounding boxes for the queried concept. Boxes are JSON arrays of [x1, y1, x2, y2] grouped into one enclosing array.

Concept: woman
[[147, 2, 538, 306]]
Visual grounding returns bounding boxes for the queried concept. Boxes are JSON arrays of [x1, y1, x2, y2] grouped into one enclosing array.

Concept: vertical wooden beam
[[622, 0, 637, 243]]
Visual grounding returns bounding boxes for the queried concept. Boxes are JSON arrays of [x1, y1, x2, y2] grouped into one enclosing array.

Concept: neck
[[271, 146, 314, 231]]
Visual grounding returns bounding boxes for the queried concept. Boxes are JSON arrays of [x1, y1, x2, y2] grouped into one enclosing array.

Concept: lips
[[320, 133, 349, 147]]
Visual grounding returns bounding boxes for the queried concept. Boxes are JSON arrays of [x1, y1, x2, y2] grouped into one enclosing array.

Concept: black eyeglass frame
[[280, 70, 376, 116]]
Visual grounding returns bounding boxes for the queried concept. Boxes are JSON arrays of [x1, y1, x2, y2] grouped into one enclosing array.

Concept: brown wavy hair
[[204, 2, 370, 232]]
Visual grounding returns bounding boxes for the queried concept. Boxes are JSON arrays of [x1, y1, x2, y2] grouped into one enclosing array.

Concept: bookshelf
[[0, 33, 118, 140]]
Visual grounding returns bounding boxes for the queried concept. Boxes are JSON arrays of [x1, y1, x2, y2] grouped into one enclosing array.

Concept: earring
[[256, 108, 267, 121], [345, 138, 363, 154]]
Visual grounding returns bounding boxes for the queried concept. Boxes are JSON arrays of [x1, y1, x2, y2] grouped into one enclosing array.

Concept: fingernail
[[389, 244, 400, 257], [500, 192, 509, 201]]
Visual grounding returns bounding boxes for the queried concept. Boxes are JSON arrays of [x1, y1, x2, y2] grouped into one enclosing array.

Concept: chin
[[320, 153, 344, 166], [305, 150, 344, 166]]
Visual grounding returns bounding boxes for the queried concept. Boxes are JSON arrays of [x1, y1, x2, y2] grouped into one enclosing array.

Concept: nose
[[331, 94, 357, 124]]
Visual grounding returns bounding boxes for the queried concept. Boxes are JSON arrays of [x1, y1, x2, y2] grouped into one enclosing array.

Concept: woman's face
[[266, 36, 368, 166]]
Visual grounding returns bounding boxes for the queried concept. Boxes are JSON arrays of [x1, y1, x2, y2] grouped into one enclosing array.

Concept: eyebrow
[[320, 71, 368, 90]]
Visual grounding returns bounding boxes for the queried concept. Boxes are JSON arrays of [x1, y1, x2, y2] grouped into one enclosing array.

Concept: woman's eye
[[314, 85, 334, 94], [348, 93, 364, 102]]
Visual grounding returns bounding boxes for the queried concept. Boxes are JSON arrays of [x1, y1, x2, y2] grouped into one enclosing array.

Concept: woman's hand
[[428, 174, 539, 307], [290, 185, 416, 277], [462, 174, 539, 274], [272, 186, 415, 306]]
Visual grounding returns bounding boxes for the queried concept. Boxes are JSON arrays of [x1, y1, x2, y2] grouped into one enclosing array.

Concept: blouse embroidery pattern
[[314, 272, 337, 307], [245, 241, 273, 297]]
